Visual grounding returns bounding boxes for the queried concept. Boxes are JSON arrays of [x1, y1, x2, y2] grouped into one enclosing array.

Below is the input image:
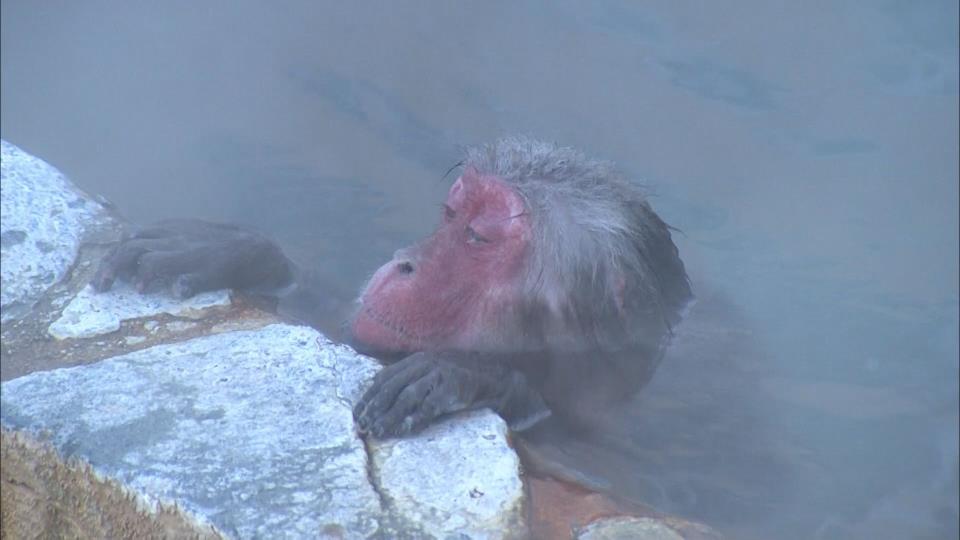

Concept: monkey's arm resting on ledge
[[353, 351, 551, 439], [90, 218, 344, 328], [92, 219, 296, 297]]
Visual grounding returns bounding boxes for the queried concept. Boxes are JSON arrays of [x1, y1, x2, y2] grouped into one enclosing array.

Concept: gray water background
[[2, 2, 957, 539]]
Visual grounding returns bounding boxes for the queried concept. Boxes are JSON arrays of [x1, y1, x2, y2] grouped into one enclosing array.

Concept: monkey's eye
[[465, 226, 490, 244], [443, 204, 456, 221]]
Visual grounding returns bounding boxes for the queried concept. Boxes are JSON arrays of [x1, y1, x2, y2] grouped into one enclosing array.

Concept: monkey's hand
[[353, 352, 550, 439], [92, 219, 293, 299]]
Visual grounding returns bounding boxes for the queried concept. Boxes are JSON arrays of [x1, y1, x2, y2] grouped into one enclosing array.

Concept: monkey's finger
[[355, 360, 432, 429], [170, 272, 223, 299], [389, 377, 469, 437], [354, 359, 433, 432], [370, 370, 442, 438], [134, 250, 206, 284], [132, 250, 207, 294], [357, 357, 429, 409], [92, 235, 193, 292], [92, 243, 149, 291], [91, 245, 124, 291]]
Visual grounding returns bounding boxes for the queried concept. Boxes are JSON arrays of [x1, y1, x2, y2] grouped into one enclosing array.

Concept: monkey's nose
[[392, 248, 417, 275]]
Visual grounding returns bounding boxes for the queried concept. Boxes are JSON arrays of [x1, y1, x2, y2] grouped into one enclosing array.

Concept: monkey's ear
[[448, 167, 479, 202]]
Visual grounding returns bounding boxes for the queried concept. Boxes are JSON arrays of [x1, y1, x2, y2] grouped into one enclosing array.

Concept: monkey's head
[[350, 137, 692, 359]]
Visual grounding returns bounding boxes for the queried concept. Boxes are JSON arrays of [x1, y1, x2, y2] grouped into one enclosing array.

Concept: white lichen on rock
[[576, 517, 686, 540], [0, 140, 106, 322], [371, 411, 525, 539], [48, 282, 230, 339]]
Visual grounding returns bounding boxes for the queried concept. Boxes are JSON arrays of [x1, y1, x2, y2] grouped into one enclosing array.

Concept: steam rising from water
[[2, 2, 956, 538]]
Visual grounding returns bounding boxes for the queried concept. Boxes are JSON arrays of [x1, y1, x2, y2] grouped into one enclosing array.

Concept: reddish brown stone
[[525, 474, 724, 539], [526, 475, 657, 539]]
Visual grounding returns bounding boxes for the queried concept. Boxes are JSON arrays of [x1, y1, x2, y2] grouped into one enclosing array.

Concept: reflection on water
[[2, 1, 957, 538]]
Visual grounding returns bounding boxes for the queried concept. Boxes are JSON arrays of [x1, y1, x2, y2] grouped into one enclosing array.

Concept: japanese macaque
[[93, 136, 692, 439]]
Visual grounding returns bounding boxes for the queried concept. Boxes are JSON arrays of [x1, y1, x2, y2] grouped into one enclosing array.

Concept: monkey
[[92, 136, 692, 440]]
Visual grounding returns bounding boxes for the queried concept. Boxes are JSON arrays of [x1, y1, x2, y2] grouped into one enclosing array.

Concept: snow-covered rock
[[0, 324, 526, 538], [0, 140, 107, 323], [372, 411, 524, 538]]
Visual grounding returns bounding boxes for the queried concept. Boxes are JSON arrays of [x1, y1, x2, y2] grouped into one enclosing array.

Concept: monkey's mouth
[[363, 308, 418, 341], [350, 307, 420, 357]]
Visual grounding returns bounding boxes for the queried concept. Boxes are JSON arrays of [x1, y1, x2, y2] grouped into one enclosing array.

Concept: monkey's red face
[[351, 169, 530, 356]]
